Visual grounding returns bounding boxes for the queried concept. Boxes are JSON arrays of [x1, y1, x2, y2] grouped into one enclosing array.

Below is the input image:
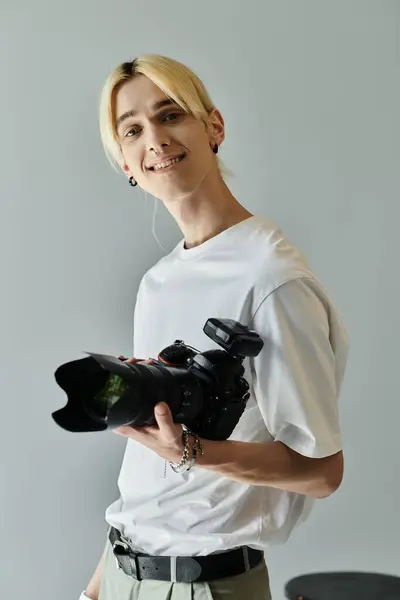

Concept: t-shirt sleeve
[[249, 277, 349, 459]]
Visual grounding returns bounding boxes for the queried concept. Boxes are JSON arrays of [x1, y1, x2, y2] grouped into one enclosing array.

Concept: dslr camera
[[52, 318, 263, 441]]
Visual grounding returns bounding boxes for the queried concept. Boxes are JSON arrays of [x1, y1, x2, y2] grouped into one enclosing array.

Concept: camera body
[[52, 318, 264, 441]]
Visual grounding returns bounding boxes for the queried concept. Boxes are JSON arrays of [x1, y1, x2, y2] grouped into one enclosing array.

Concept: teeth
[[153, 156, 183, 171]]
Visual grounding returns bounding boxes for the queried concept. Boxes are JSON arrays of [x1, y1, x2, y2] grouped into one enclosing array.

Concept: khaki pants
[[99, 539, 272, 600]]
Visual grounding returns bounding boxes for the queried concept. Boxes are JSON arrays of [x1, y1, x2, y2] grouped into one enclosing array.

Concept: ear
[[119, 159, 133, 181], [208, 108, 225, 148]]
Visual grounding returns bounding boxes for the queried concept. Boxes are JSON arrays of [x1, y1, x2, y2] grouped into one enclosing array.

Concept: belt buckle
[[113, 539, 129, 553], [113, 539, 129, 571], [113, 540, 143, 581]]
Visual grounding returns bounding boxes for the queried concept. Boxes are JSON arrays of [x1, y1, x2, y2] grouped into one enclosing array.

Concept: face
[[114, 75, 224, 201]]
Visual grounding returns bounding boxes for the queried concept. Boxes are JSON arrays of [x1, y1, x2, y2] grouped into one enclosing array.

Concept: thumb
[[155, 402, 169, 416]]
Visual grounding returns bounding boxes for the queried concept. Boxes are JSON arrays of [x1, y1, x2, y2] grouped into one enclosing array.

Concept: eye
[[163, 112, 182, 122], [125, 126, 140, 138]]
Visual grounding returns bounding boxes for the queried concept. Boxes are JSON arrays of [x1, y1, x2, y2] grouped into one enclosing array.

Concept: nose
[[145, 123, 170, 154]]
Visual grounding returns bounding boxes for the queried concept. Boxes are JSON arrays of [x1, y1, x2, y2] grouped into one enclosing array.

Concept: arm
[[190, 438, 343, 498], [83, 551, 105, 600], [186, 277, 348, 498]]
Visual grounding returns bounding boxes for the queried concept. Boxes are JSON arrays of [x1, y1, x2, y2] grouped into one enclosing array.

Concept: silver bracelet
[[186, 432, 204, 470], [169, 429, 204, 473], [169, 430, 191, 473]]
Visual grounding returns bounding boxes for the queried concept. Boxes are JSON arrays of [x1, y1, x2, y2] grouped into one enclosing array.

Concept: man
[[80, 54, 348, 600]]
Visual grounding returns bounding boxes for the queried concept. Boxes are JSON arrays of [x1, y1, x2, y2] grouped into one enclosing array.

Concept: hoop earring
[[129, 176, 138, 187], [212, 144, 219, 154]]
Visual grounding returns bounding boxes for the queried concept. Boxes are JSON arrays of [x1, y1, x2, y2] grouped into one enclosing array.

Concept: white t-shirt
[[105, 215, 349, 556]]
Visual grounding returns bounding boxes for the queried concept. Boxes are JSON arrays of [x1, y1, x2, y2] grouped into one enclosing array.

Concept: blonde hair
[[99, 54, 229, 178]]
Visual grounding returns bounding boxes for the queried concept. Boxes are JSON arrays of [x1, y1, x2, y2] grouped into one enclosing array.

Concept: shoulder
[[245, 220, 348, 342], [242, 216, 316, 298]]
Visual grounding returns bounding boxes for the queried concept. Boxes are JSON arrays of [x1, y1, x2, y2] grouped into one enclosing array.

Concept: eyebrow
[[115, 99, 179, 131]]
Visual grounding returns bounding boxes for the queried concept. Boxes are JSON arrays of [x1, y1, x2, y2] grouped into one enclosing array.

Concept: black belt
[[109, 526, 264, 583]]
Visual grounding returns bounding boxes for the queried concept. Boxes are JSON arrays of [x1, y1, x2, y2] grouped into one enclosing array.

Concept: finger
[[114, 426, 130, 436], [155, 402, 170, 418], [139, 357, 158, 364], [114, 424, 139, 433], [154, 403, 177, 436], [113, 429, 127, 437], [122, 358, 156, 365], [118, 355, 137, 364]]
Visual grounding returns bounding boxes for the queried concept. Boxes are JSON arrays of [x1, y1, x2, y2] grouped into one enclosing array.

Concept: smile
[[148, 154, 185, 172]]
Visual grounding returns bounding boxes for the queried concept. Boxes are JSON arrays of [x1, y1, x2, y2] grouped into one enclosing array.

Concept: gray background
[[1, 1, 399, 599]]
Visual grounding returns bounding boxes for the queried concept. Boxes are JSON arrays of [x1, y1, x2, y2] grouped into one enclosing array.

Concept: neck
[[161, 170, 253, 249]]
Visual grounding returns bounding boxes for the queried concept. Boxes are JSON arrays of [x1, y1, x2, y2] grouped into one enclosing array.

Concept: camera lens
[[88, 373, 128, 421]]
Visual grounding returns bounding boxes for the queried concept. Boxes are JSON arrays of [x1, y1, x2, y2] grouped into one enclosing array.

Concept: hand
[[79, 593, 96, 600], [113, 357, 184, 463]]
